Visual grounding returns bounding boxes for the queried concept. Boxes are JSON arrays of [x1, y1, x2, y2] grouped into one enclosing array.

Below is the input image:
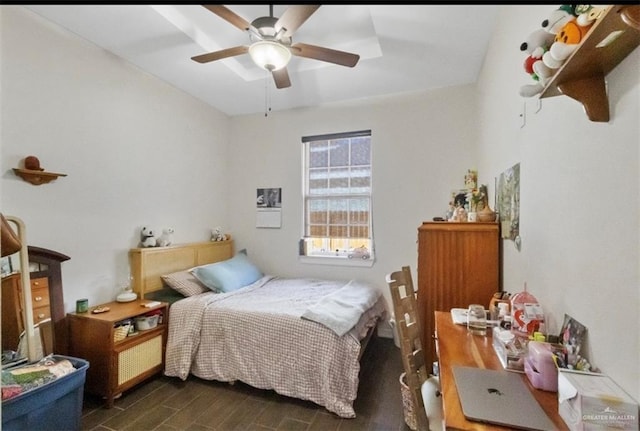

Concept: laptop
[[452, 366, 556, 430]]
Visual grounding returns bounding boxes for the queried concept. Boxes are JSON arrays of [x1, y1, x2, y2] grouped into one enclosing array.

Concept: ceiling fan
[[191, 5, 360, 89]]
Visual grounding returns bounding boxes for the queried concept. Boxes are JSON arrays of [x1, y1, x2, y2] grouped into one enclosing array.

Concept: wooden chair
[[387, 266, 442, 431]]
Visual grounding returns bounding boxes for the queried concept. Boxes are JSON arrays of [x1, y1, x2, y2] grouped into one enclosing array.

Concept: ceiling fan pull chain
[[264, 72, 270, 117]]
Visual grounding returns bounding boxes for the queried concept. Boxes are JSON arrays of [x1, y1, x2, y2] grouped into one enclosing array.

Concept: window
[[301, 130, 374, 262]]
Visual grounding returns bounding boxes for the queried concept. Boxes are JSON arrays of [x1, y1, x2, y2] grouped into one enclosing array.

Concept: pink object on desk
[[525, 341, 559, 392]]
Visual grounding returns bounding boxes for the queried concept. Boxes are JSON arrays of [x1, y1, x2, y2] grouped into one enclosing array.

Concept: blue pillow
[[191, 251, 263, 293]]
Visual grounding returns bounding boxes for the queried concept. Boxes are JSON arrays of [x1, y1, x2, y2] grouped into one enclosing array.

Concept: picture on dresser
[[1, 254, 19, 276], [1, 256, 11, 276], [451, 189, 469, 209]]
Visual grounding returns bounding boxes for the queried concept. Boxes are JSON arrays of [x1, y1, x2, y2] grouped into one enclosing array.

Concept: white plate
[[116, 292, 137, 302]]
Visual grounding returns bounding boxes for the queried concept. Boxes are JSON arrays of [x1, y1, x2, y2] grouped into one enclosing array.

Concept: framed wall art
[[256, 187, 282, 228], [497, 163, 520, 241]]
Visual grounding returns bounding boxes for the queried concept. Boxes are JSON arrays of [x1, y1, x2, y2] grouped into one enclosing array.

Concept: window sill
[[298, 255, 374, 267]]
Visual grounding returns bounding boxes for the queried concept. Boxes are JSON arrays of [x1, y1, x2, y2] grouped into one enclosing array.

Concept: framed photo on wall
[[497, 163, 520, 240], [256, 187, 282, 228]]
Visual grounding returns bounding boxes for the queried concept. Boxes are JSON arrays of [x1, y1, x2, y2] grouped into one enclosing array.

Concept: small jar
[[76, 298, 89, 313]]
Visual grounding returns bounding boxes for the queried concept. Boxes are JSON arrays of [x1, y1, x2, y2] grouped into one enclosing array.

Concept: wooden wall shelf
[[539, 5, 640, 122], [13, 168, 67, 185]]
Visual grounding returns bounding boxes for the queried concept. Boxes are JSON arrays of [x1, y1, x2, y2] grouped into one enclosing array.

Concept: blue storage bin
[[2, 355, 89, 431]]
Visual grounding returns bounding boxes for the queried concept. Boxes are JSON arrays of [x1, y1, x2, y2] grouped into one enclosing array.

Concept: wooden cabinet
[[30, 277, 51, 325], [27, 246, 70, 355], [1, 274, 51, 350], [67, 300, 168, 407], [417, 222, 500, 372], [2, 273, 23, 351]]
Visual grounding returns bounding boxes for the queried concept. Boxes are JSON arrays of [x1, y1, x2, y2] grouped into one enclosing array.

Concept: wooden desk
[[435, 311, 567, 430]]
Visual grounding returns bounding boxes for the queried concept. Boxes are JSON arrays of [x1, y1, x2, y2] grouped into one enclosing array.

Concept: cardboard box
[[558, 370, 639, 430]]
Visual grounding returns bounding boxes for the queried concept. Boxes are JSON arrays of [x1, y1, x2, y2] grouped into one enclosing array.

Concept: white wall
[[476, 6, 639, 399], [1, 7, 230, 305], [226, 5, 639, 400], [225, 87, 478, 322], [2, 5, 638, 400]]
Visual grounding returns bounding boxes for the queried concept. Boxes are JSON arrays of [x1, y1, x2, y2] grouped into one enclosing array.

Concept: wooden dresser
[[1, 274, 51, 350], [417, 222, 500, 372], [1, 247, 70, 354], [2, 273, 24, 351]]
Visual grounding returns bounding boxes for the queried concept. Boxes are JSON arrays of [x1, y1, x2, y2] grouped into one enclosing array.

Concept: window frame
[[300, 130, 374, 267]]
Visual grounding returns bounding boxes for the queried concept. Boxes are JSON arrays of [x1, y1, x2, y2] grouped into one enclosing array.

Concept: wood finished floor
[[81, 336, 411, 431]]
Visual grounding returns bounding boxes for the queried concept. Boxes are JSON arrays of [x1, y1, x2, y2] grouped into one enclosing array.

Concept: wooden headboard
[[129, 240, 234, 298]]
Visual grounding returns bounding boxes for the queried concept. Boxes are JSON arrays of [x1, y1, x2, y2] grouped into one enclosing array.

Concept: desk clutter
[[450, 285, 639, 430]]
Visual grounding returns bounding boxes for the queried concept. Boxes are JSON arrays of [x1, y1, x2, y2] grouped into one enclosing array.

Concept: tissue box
[[558, 371, 639, 430], [524, 341, 561, 392]]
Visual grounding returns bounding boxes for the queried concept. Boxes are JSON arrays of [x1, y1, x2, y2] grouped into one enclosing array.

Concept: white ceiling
[[25, 5, 500, 117]]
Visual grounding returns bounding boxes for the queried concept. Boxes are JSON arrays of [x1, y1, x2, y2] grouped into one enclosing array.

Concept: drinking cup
[[467, 304, 487, 336]]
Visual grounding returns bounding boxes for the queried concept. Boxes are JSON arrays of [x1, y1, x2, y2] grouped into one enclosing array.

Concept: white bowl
[[135, 314, 158, 330]]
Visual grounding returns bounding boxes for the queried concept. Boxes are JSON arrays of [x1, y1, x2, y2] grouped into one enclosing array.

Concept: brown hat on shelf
[[24, 155, 44, 171]]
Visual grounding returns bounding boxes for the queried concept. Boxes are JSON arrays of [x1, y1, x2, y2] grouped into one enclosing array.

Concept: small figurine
[[454, 206, 467, 222]]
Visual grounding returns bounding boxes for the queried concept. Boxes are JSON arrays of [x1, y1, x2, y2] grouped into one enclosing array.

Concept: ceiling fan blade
[[272, 68, 291, 89], [203, 5, 251, 32], [290, 43, 360, 68], [276, 5, 320, 38], [191, 45, 249, 64]]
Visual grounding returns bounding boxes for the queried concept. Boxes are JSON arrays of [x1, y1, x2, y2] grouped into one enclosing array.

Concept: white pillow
[[161, 270, 210, 296]]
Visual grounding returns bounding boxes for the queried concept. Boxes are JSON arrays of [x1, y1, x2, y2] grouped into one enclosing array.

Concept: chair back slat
[[387, 266, 430, 431]]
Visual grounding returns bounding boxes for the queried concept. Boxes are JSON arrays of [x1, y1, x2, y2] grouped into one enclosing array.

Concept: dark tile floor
[[81, 335, 411, 431]]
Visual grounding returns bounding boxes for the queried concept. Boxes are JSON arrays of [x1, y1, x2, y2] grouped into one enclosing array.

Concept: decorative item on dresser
[[417, 221, 500, 374]]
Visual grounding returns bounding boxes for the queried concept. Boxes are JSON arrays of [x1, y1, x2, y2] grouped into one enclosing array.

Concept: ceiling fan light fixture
[[249, 40, 291, 71]]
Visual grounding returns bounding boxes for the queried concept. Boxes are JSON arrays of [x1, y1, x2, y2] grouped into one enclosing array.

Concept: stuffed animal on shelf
[[156, 227, 174, 247], [518, 28, 555, 97], [140, 226, 157, 248], [575, 5, 606, 27], [211, 227, 227, 242], [542, 6, 604, 71], [540, 5, 576, 36]]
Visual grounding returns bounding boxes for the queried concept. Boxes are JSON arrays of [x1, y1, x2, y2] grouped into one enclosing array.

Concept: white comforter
[[164, 275, 386, 418]]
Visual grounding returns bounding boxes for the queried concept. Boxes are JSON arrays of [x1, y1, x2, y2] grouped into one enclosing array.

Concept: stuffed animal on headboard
[[156, 227, 174, 247], [140, 226, 157, 248], [211, 227, 228, 242]]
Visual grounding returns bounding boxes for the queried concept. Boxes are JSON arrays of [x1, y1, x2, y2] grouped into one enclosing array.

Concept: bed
[[129, 240, 386, 418]]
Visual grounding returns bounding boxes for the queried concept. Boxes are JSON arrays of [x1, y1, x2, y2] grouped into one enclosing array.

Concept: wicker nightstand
[[67, 299, 168, 407]]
